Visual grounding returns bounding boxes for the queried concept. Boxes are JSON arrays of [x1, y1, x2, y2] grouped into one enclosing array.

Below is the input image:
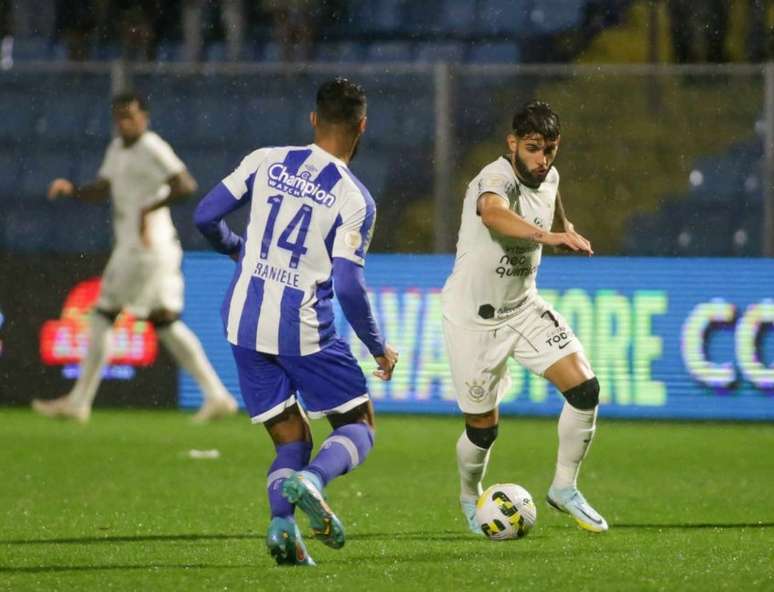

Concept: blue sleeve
[[194, 182, 250, 255], [332, 257, 385, 357]]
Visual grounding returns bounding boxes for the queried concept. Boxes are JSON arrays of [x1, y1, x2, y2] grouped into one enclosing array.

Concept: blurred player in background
[[194, 78, 397, 566], [442, 101, 608, 534], [32, 92, 238, 423]]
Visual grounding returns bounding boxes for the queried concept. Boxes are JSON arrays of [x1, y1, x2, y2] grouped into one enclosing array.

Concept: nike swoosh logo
[[578, 507, 604, 525], [558, 341, 571, 349]]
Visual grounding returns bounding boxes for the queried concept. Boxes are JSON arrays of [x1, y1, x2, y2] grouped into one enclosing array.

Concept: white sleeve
[[97, 144, 115, 180], [147, 136, 186, 178], [332, 190, 375, 266], [477, 173, 511, 204], [222, 148, 271, 199]]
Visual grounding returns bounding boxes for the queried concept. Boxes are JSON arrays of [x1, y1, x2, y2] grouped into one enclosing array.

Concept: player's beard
[[513, 151, 549, 188]]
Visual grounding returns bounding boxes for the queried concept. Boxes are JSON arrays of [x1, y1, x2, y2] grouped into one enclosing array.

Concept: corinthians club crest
[[465, 379, 487, 402]]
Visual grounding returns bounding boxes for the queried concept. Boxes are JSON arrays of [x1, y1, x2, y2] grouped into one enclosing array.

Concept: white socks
[[68, 313, 113, 409], [552, 402, 597, 490], [156, 320, 230, 403], [456, 431, 492, 500], [456, 402, 596, 499]]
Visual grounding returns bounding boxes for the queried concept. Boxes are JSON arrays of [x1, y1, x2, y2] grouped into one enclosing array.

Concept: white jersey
[[442, 156, 559, 330], [220, 144, 376, 356], [98, 131, 186, 251]]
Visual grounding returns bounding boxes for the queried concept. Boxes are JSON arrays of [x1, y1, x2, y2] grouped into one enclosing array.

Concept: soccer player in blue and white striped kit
[[194, 78, 398, 566]]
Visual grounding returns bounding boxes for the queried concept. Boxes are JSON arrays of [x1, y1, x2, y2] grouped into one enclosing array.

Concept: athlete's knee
[[464, 407, 498, 427], [562, 377, 600, 410], [328, 401, 374, 431], [327, 402, 376, 459], [265, 405, 312, 445], [147, 309, 180, 328], [465, 423, 499, 449], [95, 308, 120, 323]]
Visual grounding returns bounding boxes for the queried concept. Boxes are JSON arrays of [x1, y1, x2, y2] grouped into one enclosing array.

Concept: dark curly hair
[[512, 100, 560, 140]]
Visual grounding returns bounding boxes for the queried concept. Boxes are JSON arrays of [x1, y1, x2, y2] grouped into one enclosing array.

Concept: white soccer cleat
[[460, 496, 483, 535], [191, 395, 238, 423], [31, 396, 91, 424], [546, 486, 608, 533]]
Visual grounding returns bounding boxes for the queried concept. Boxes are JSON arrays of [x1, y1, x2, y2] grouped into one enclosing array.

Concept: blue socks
[[305, 423, 375, 487], [267, 423, 374, 519], [267, 441, 312, 518]]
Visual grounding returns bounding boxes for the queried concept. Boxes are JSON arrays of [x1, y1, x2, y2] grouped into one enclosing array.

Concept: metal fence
[[1, 61, 772, 256]]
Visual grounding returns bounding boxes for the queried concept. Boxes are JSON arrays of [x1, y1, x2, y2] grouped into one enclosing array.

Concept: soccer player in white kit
[[194, 79, 398, 566], [32, 93, 237, 423], [442, 101, 608, 534]]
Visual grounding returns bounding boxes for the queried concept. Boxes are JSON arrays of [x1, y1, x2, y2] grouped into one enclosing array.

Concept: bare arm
[[48, 178, 110, 203], [139, 170, 198, 246], [551, 190, 595, 254], [552, 189, 572, 232], [144, 169, 198, 214], [478, 193, 593, 255]]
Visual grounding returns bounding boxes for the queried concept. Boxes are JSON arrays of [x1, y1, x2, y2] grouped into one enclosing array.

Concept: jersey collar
[[310, 143, 349, 169]]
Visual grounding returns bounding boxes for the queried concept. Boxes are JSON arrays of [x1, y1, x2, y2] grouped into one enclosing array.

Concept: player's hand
[[545, 230, 593, 256], [373, 344, 398, 381], [567, 228, 593, 255], [47, 178, 74, 200]]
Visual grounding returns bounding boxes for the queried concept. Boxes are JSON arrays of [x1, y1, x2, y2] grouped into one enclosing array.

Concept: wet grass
[[1, 409, 772, 591]]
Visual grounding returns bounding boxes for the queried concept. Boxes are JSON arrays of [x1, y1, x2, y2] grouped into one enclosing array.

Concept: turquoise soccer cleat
[[546, 486, 609, 533], [266, 517, 316, 567], [282, 471, 345, 549], [460, 497, 484, 536]]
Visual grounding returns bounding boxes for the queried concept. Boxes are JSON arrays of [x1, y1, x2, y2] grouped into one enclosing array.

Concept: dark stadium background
[[1, 2, 773, 590]]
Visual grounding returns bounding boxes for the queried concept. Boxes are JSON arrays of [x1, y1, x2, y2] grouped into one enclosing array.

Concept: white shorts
[[97, 244, 184, 317], [442, 296, 584, 414]]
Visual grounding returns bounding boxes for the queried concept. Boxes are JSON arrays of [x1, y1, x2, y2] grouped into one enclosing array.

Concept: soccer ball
[[475, 483, 537, 540]]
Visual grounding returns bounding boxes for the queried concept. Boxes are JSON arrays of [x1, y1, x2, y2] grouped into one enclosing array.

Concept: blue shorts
[[231, 339, 370, 423]]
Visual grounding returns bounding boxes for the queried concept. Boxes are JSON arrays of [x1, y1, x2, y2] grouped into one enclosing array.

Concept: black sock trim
[[562, 377, 600, 410], [465, 424, 498, 449]]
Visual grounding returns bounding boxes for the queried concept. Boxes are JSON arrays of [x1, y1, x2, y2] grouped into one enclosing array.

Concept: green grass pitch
[[1, 408, 772, 591]]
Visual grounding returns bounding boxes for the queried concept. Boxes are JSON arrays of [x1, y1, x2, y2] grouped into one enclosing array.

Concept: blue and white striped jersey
[[219, 144, 376, 356]]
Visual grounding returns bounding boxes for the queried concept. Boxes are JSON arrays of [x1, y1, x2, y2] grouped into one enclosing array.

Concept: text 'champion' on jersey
[[221, 144, 376, 356]]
